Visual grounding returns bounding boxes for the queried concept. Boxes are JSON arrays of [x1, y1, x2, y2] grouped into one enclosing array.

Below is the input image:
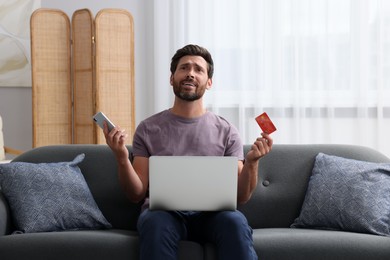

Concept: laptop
[[149, 156, 238, 211]]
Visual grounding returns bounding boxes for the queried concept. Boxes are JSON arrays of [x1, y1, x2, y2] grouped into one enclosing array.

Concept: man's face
[[170, 55, 212, 101]]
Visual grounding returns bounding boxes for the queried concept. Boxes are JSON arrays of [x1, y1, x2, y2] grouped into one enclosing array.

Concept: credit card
[[255, 112, 277, 134]]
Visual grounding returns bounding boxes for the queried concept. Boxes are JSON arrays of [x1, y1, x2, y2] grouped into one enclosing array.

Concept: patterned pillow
[[291, 153, 390, 236], [0, 154, 112, 233]]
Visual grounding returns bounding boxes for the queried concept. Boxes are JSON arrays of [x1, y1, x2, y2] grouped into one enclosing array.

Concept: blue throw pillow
[[291, 153, 390, 236], [0, 154, 112, 233]]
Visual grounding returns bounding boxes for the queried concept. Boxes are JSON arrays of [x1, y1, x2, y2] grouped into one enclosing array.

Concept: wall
[[0, 0, 150, 157], [0, 87, 32, 156]]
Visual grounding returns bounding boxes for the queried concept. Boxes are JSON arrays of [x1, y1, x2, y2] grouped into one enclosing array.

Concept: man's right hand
[[103, 121, 129, 162]]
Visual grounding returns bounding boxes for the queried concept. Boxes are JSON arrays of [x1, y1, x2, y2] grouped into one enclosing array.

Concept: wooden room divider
[[30, 8, 135, 147]]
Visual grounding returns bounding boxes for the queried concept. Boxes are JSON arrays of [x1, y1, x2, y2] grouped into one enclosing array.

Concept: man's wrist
[[243, 156, 260, 167], [115, 150, 130, 165]]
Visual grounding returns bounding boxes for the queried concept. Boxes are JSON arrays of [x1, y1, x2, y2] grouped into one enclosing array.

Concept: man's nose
[[186, 69, 195, 78]]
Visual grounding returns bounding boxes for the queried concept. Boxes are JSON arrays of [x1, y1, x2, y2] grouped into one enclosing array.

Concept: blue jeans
[[137, 209, 258, 260]]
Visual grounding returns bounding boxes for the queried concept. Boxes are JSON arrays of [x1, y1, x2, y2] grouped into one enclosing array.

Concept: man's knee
[[213, 211, 252, 236], [138, 210, 169, 229], [137, 210, 186, 238], [215, 211, 248, 225]]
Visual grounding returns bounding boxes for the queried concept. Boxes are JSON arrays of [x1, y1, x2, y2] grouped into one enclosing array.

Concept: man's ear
[[206, 78, 213, 90], [170, 74, 174, 86]]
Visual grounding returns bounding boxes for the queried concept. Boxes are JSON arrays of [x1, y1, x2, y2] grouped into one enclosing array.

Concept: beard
[[172, 79, 205, 101], [173, 88, 201, 101]]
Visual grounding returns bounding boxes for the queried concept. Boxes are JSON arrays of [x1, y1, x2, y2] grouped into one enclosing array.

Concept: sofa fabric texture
[[1, 144, 390, 260]]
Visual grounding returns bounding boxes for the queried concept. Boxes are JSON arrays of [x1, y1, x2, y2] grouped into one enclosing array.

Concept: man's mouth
[[181, 81, 197, 88]]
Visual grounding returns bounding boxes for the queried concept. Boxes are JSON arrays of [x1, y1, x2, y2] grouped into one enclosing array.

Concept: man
[[103, 44, 273, 260]]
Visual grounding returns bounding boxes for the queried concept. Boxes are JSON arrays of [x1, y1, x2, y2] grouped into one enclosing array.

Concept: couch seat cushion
[[0, 230, 139, 260], [0, 229, 204, 260], [253, 228, 390, 260]]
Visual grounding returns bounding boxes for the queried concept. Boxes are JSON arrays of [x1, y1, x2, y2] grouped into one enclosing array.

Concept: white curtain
[[145, 0, 390, 157]]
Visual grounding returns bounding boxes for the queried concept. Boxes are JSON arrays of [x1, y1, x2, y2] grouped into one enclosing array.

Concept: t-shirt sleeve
[[132, 122, 150, 158], [225, 125, 244, 160]]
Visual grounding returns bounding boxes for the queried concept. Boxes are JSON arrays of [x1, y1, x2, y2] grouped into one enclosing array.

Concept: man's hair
[[170, 44, 214, 79]]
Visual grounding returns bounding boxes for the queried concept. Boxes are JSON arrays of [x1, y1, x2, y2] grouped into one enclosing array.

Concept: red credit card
[[255, 112, 277, 134]]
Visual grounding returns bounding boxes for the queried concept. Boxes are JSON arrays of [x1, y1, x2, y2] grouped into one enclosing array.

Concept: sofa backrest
[[238, 144, 390, 229], [8, 144, 390, 231]]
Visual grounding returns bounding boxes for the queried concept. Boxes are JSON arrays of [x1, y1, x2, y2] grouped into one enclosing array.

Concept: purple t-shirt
[[132, 109, 244, 159]]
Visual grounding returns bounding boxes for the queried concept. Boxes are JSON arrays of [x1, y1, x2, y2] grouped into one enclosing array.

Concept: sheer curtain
[[146, 0, 390, 157]]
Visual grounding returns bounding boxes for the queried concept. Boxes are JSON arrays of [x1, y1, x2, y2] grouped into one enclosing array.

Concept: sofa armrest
[[0, 191, 12, 235]]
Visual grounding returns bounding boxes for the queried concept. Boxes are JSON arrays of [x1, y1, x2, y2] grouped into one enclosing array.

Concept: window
[[148, 0, 390, 157]]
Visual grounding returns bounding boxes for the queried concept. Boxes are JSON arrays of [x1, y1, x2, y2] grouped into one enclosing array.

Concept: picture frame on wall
[[0, 0, 40, 87]]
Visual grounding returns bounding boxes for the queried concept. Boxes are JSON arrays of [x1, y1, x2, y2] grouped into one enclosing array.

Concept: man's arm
[[103, 121, 149, 203], [237, 133, 273, 204], [117, 156, 149, 203]]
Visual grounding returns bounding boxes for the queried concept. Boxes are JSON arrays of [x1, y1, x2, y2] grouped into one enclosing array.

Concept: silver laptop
[[149, 156, 238, 211]]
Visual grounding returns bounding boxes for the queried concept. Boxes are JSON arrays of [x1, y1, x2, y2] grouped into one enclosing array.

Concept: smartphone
[[93, 112, 116, 131]]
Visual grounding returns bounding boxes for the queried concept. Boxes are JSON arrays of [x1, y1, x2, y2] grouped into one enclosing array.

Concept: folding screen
[[31, 8, 135, 147], [30, 9, 72, 147], [72, 9, 95, 144], [93, 9, 135, 144]]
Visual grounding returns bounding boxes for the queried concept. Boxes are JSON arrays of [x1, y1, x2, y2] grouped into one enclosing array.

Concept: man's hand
[[237, 132, 273, 204], [103, 121, 129, 161], [246, 132, 273, 163]]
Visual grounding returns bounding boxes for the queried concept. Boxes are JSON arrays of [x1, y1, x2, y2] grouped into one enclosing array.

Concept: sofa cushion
[[252, 228, 390, 260], [291, 153, 390, 236], [0, 154, 112, 233]]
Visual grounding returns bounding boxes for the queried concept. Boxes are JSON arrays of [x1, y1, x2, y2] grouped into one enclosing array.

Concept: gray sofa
[[1, 144, 390, 260]]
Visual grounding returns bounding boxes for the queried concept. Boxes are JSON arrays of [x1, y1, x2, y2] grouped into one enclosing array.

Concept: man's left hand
[[246, 133, 273, 162]]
